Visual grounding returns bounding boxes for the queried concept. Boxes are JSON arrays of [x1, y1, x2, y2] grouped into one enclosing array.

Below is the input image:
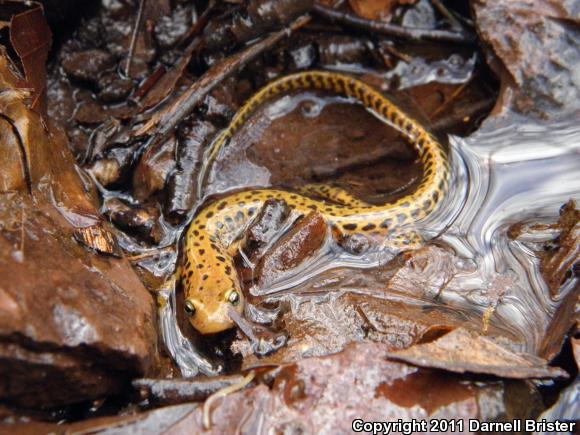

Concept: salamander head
[[182, 254, 244, 334]]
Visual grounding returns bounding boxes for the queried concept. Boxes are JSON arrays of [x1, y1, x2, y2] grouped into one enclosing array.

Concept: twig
[[430, 0, 463, 30], [127, 245, 175, 262], [429, 76, 472, 119], [430, 96, 495, 131], [179, 0, 217, 46], [135, 14, 311, 139], [313, 4, 476, 44], [379, 41, 412, 64], [203, 371, 255, 429], [124, 0, 147, 77], [132, 65, 166, 101]]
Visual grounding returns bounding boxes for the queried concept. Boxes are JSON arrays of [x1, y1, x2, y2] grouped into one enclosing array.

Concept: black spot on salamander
[[267, 194, 274, 199], [307, 204, 317, 210], [380, 218, 392, 229], [193, 230, 199, 236], [217, 202, 227, 210], [198, 224, 206, 230], [193, 242, 200, 247], [397, 213, 407, 223], [244, 194, 253, 199], [290, 195, 297, 199], [225, 265, 232, 275], [206, 211, 214, 218], [343, 223, 357, 231], [216, 256, 226, 262], [423, 200, 432, 210], [411, 209, 421, 219], [187, 270, 193, 277], [362, 223, 376, 231], [199, 236, 205, 241], [197, 264, 203, 269], [236, 211, 244, 221], [438, 180, 446, 191], [199, 249, 206, 255], [225, 216, 234, 225], [432, 191, 439, 202], [202, 274, 208, 281], [210, 243, 219, 251], [248, 208, 256, 216], [216, 222, 224, 229]]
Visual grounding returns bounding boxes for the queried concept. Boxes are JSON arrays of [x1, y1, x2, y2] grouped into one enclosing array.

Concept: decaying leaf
[[384, 328, 568, 379], [348, 0, 416, 21], [138, 41, 197, 111], [9, 4, 52, 118], [73, 225, 121, 257]]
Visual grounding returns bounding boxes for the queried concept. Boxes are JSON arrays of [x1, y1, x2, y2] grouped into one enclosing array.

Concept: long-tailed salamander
[[179, 71, 449, 334]]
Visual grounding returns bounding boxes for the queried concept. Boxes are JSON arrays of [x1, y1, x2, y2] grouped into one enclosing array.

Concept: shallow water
[[249, 114, 580, 353], [160, 91, 579, 375]]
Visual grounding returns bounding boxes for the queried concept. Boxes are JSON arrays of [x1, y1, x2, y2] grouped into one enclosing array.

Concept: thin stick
[[429, 77, 471, 119], [430, 96, 495, 131], [125, 0, 147, 77], [313, 4, 475, 44], [430, 0, 463, 30], [202, 371, 255, 429], [179, 0, 217, 46]]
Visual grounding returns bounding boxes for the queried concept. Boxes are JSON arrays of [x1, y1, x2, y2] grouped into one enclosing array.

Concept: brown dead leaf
[[385, 328, 568, 379], [138, 41, 197, 111], [348, 0, 416, 21], [9, 5, 52, 118]]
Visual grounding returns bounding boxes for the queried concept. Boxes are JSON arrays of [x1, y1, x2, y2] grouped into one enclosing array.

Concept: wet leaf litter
[[0, 0, 578, 431]]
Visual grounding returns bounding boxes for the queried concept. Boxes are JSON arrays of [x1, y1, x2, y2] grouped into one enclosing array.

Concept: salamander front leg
[[227, 306, 287, 356]]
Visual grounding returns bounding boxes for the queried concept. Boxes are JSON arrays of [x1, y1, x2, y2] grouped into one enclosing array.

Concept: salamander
[[179, 71, 449, 334]]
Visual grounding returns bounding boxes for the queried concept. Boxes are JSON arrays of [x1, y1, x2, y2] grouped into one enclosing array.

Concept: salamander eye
[[184, 300, 196, 316], [227, 291, 240, 306]]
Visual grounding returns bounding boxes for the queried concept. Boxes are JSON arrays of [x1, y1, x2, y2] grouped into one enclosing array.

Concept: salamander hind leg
[[382, 230, 424, 251], [297, 183, 371, 207]]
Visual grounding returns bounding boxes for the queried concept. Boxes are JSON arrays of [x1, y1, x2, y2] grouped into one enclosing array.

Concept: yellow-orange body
[[180, 71, 449, 334]]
